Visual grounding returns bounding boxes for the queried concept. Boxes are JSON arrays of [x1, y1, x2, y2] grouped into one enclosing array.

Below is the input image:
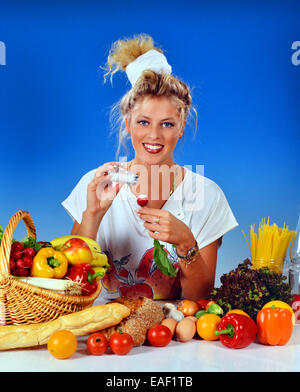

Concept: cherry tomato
[[177, 299, 199, 316], [47, 330, 77, 359], [147, 325, 172, 347], [87, 333, 108, 355], [196, 299, 210, 310], [109, 330, 134, 355], [196, 313, 221, 341]]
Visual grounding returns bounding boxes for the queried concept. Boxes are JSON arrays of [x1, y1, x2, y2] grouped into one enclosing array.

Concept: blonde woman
[[62, 34, 238, 302]]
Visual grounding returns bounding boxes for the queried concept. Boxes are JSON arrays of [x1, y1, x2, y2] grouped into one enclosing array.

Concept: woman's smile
[[142, 143, 164, 153]]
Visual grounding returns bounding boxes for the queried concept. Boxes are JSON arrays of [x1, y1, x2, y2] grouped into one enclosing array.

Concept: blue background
[[0, 0, 299, 285]]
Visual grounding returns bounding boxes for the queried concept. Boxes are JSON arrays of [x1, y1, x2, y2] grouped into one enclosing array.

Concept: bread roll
[[102, 296, 164, 346], [0, 303, 130, 350]]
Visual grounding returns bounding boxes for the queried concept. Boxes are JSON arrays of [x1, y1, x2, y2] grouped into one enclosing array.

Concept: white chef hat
[[125, 49, 172, 87]]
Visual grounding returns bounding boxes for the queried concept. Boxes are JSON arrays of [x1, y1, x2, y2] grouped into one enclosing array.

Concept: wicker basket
[[0, 210, 101, 325]]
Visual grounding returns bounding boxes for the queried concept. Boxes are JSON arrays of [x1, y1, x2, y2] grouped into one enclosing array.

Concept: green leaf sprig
[[153, 239, 177, 277], [21, 236, 44, 252]]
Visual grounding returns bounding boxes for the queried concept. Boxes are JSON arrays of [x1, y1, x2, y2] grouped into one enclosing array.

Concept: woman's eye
[[138, 120, 149, 126], [162, 122, 174, 128]]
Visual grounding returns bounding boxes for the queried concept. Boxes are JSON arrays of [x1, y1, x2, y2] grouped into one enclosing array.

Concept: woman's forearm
[[179, 256, 214, 300], [178, 241, 218, 301], [73, 209, 104, 240]]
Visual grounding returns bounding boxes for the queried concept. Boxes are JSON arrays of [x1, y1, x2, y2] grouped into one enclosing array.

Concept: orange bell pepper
[[256, 305, 293, 346]]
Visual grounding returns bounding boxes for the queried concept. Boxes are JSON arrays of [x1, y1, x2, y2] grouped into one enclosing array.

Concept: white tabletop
[[1, 324, 299, 373]]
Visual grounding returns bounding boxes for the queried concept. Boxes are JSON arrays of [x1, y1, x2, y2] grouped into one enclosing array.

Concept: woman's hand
[[87, 162, 124, 217], [137, 206, 218, 301], [136, 207, 196, 254]]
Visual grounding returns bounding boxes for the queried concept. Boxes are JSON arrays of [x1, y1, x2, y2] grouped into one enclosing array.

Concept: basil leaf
[[153, 239, 177, 277]]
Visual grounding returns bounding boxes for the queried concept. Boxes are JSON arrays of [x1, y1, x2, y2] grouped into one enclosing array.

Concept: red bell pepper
[[66, 263, 101, 296], [214, 313, 257, 349]]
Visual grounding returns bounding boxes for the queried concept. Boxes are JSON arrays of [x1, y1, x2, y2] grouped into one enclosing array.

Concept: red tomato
[[109, 330, 134, 355], [197, 300, 210, 310], [87, 333, 108, 356], [147, 325, 172, 347]]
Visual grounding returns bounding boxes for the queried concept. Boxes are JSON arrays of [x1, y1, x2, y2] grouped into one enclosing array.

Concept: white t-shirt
[[62, 166, 238, 303]]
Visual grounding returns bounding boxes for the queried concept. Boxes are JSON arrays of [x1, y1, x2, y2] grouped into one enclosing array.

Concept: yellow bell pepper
[[32, 247, 68, 279], [226, 309, 251, 318]]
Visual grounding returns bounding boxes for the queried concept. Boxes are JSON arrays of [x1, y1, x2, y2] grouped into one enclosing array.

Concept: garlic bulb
[[162, 303, 184, 322]]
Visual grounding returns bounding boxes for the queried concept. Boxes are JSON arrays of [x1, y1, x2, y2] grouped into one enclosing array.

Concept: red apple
[[61, 238, 93, 265]]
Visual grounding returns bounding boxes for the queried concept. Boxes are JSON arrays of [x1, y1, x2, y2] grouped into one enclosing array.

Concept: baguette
[[0, 303, 130, 351], [102, 296, 164, 346]]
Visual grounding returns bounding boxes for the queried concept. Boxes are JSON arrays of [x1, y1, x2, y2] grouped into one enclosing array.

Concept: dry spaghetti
[[242, 218, 296, 273]]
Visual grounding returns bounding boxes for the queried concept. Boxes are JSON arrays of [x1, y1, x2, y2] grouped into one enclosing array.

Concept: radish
[[137, 194, 148, 207]]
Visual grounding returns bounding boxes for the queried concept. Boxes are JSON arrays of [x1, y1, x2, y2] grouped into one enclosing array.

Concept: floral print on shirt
[[101, 245, 181, 300]]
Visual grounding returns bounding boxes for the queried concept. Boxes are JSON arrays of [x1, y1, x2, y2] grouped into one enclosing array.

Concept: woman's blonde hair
[[103, 34, 197, 159]]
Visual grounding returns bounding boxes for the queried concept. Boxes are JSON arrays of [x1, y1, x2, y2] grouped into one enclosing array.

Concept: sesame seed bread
[[102, 296, 164, 347]]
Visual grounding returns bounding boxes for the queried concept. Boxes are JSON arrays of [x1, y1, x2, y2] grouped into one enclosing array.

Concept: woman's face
[[126, 95, 184, 166]]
